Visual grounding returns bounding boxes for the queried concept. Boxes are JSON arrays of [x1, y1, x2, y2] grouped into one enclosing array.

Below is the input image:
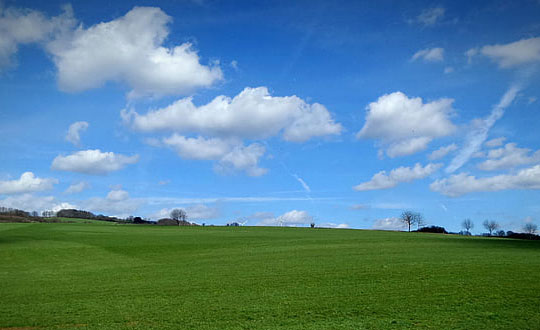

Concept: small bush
[[415, 226, 448, 234]]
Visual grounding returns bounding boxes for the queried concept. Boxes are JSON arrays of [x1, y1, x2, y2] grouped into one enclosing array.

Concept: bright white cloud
[[356, 92, 456, 157], [0, 5, 75, 70], [415, 7, 445, 26], [123, 87, 342, 142], [411, 47, 444, 62], [65, 181, 89, 194], [372, 217, 407, 230], [484, 137, 506, 148], [257, 210, 314, 227], [0, 172, 58, 195], [51, 149, 139, 175], [46, 6, 222, 97], [354, 163, 441, 191], [477, 143, 540, 171], [318, 222, 349, 229], [163, 134, 267, 176], [477, 37, 540, 68], [428, 143, 457, 160], [65, 121, 89, 146], [446, 86, 519, 173], [431, 164, 540, 197]]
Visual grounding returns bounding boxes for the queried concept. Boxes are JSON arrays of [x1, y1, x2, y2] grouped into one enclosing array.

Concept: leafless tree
[[524, 223, 538, 235], [170, 209, 187, 222], [462, 219, 474, 235], [483, 220, 499, 236], [401, 211, 423, 232]]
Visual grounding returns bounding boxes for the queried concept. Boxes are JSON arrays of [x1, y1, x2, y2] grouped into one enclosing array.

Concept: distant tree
[[483, 220, 499, 236], [401, 211, 423, 232], [462, 219, 474, 235], [170, 209, 187, 222], [524, 223, 538, 235], [31, 211, 38, 217], [495, 230, 506, 237], [310, 222, 315, 228]]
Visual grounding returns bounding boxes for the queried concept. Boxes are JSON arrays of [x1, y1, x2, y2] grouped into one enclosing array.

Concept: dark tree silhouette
[[462, 218, 474, 235], [401, 211, 423, 232], [170, 209, 187, 222], [483, 220, 499, 236]]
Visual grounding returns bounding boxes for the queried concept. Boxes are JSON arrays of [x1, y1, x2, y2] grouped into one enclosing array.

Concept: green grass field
[[1, 223, 539, 329]]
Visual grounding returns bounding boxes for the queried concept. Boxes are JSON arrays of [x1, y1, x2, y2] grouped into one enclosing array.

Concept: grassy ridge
[[1, 223, 539, 329]]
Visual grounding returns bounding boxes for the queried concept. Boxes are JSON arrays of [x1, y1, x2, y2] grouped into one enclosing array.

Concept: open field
[[1, 223, 539, 329]]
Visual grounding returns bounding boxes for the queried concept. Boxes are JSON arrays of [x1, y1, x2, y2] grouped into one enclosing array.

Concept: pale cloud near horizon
[[66, 121, 89, 147], [257, 209, 314, 226], [51, 149, 139, 175], [65, 181, 89, 194], [85, 188, 139, 216], [0, 172, 58, 195], [354, 163, 441, 191], [0, 193, 75, 213], [357, 92, 456, 158], [431, 164, 540, 197], [372, 217, 407, 230]]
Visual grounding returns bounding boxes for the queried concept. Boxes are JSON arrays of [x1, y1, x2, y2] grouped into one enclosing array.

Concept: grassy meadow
[[1, 222, 539, 329]]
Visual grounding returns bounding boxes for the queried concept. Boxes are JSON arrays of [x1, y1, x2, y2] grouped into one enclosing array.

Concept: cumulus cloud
[[446, 86, 519, 173], [477, 143, 540, 171], [65, 121, 89, 146], [0, 172, 58, 195], [46, 6, 222, 97], [472, 37, 540, 68], [414, 7, 445, 26], [428, 143, 457, 160], [0, 193, 75, 212], [0, 4, 75, 70], [257, 210, 314, 227], [51, 149, 139, 175], [123, 87, 342, 142], [431, 164, 540, 197], [85, 188, 139, 216], [354, 163, 441, 191], [163, 134, 267, 176], [372, 217, 407, 230], [411, 47, 444, 62], [65, 181, 89, 194], [356, 92, 456, 157], [318, 222, 349, 229], [484, 137, 506, 148]]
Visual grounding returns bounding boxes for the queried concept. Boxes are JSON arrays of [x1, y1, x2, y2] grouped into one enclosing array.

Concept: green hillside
[[1, 223, 539, 329]]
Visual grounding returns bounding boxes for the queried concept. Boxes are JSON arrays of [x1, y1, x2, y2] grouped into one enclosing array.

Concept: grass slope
[[1, 223, 539, 329]]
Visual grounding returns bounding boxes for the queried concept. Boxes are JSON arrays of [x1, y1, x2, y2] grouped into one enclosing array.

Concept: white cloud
[[123, 87, 342, 142], [150, 204, 220, 221], [411, 47, 444, 62], [477, 143, 540, 171], [0, 5, 75, 70], [444, 67, 454, 74], [354, 163, 441, 191], [446, 86, 519, 173], [65, 121, 89, 146], [415, 7, 445, 26], [430, 164, 540, 197], [0, 193, 75, 213], [477, 37, 540, 68], [318, 222, 349, 229], [428, 143, 457, 160], [51, 149, 139, 175], [46, 6, 222, 98], [465, 48, 479, 64], [356, 92, 456, 157], [484, 137, 506, 148], [372, 217, 407, 230], [65, 181, 89, 194], [162, 134, 267, 176], [257, 210, 314, 227], [0, 172, 58, 195], [351, 204, 369, 210], [85, 189, 139, 216]]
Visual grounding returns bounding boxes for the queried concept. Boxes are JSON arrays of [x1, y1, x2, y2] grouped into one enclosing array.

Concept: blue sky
[[1, 0, 539, 232]]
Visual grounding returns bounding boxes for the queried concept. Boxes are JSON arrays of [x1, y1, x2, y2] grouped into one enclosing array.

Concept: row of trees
[[400, 211, 538, 237]]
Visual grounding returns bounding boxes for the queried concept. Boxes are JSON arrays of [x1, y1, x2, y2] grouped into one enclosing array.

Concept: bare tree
[[462, 219, 474, 235], [483, 220, 499, 236], [170, 209, 187, 223], [524, 223, 538, 235], [401, 211, 422, 232]]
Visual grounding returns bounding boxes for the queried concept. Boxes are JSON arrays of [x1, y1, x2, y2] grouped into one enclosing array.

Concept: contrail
[[293, 174, 311, 193], [446, 85, 520, 173]]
